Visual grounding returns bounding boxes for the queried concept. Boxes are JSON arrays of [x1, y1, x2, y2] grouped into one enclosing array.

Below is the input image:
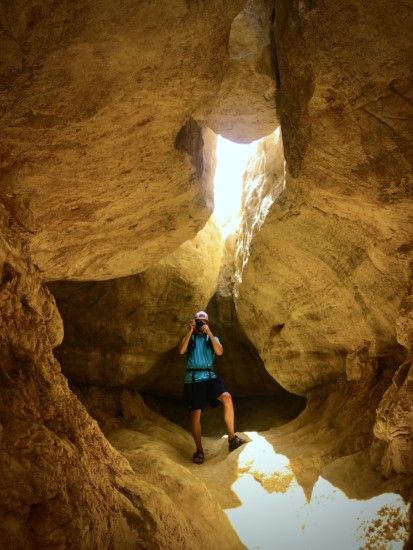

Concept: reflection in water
[[225, 432, 410, 550]]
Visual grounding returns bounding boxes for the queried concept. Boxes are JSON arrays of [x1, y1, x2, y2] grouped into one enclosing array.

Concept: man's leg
[[217, 391, 246, 451], [217, 392, 235, 439], [190, 409, 203, 452]]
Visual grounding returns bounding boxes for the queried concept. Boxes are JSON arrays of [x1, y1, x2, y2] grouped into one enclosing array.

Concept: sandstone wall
[[0, 1, 244, 280], [0, 204, 143, 548], [49, 130, 288, 398], [0, 201, 242, 548], [371, 276, 413, 477], [207, 0, 277, 142], [49, 220, 224, 387], [237, 0, 413, 396]]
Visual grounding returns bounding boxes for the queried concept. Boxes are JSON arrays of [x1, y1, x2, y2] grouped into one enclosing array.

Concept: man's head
[[194, 310, 209, 331], [195, 311, 209, 321]]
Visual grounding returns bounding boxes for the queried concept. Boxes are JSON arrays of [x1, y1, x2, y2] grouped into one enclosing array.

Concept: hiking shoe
[[192, 451, 204, 464], [228, 435, 246, 452]]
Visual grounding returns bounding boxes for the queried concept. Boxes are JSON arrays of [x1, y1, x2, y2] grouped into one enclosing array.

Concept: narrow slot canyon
[[0, 1, 412, 549]]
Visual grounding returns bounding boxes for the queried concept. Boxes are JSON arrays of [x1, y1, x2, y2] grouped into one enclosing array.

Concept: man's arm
[[178, 320, 195, 355], [203, 325, 223, 356]]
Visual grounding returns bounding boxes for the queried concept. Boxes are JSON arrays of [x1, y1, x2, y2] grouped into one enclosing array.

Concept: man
[[178, 310, 245, 464]]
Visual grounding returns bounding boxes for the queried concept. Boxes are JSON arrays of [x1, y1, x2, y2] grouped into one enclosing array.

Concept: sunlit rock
[[208, 0, 277, 142], [49, 219, 224, 386], [237, 0, 412, 396], [234, 127, 285, 293], [0, 1, 245, 280]]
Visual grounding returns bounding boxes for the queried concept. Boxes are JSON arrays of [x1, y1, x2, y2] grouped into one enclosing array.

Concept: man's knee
[[190, 408, 202, 418], [218, 392, 232, 405]]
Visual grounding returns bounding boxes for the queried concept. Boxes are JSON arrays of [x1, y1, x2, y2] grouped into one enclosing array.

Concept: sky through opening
[[212, 135, 259, 239]]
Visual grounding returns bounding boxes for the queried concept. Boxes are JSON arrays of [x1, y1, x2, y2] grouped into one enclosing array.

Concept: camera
[[195, 319, 205, 329]]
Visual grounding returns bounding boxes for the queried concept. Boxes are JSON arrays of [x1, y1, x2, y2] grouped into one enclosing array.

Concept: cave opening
[[46, 120, 410, 548], [212, 134, 259, 239]]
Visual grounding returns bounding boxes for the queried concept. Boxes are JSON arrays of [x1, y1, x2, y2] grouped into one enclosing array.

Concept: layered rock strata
[[0, 1, 238, 280], [0, 200, 242, 549], [49, 219, 224, 387]]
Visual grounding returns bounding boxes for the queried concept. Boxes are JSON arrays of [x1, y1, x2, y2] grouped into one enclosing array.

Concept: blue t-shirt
[[185, 333, 221, 383]]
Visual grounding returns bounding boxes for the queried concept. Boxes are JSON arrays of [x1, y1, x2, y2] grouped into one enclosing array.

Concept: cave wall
[[0, 0, 243, 281], [1, 0, 412, 544], [49, 131, 288, 398], [236, 0, 413, 476], [0, 203, 242, 549], [0, 1, 284, 546], [207, 0, 276, 142], [0, 206, 155, 547], [48, 219, 224, 387], [0, 0, 279, 282], [371, 278, 413, 477]]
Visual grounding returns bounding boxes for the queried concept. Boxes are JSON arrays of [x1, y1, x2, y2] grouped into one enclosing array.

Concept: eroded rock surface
[[372, 279, 413, 477], [237, 0, 413, 396], [1, 1, 250, 280], [49, 129, 288, 397], [49, 220, 224, 387], [0, 203, 243, 549], [207, 0, 277, 142]]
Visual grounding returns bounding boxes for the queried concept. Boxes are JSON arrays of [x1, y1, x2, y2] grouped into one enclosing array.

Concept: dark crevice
[[269, 6, 281, 89], [174, 118, 204, 178]]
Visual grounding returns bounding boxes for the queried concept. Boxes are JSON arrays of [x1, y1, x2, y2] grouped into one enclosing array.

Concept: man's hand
[[201, 323, 210, 335], [201, 324, 223, 355], [178, 319, 195, 355]]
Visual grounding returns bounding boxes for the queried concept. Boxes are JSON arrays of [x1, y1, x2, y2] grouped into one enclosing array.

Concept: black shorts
[[183, 377, 228, 411]]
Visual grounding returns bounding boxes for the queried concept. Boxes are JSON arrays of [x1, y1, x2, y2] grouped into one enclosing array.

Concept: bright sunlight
[[212, 135, 259, 239]]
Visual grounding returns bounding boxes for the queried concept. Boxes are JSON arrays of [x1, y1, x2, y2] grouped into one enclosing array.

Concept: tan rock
[[237, 0, 413, 395], [372, 283, 413, 476], [49, 219, 224, 386], [0, 218, 141, 547], [237, 179, 411, 395], [0, 204, 243, 549], [234, 127, 285, 293], [49, 131, 288, 397], [75, 387, 245, 548], [1, 1, 247, 281], [207, 0, 277, 142]]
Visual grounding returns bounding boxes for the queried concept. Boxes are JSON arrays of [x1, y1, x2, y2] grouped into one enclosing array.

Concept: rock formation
[[207, 0, 277, 142], [372, 278, 413, 477], [233, 1, 413, 535], [237, 0, 412, 395], [1, 0, 412, 546], [0, 1, 234, 280], [49, 131, 287, 398], [0, 203, 242, 549], [49, 219, 224, 387]]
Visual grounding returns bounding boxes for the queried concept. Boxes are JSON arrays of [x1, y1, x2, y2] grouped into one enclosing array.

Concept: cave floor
[[142, 392, 306, 437], [106, 393, 411, 550]]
